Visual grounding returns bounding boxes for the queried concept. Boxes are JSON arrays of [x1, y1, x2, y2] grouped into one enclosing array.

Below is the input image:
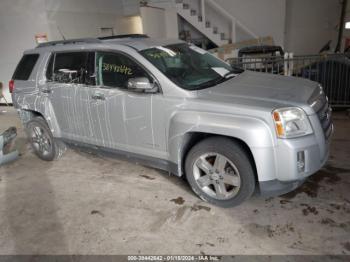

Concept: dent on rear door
[[46, 82, 93, 142]]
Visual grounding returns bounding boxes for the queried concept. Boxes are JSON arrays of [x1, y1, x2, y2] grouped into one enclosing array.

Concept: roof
[[103, 38, 184, 51], [35, 34, 184, 51]]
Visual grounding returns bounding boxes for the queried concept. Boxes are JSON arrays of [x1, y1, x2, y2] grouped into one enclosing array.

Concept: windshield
[[140, 43, 241, 90]]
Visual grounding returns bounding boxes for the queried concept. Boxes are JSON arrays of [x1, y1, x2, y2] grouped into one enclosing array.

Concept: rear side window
[[12, 54, 39, 80], [47, 52, 95, 85]]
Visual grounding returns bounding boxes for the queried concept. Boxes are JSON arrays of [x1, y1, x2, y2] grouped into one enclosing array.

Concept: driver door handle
[[91, 93, 105, 101], [41, 88, 52, 94]]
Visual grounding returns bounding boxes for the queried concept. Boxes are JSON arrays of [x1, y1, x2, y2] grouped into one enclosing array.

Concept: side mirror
[[127, 77, 156, 92]]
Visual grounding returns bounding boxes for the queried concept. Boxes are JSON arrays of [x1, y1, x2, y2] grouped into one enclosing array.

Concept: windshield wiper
[[194, 67, 244, 89], [223, 67, 244, 78], [196, 76, 228, 89]]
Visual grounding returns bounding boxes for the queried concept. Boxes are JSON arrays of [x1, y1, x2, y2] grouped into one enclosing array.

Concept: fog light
[[297, 151, 305, 172]]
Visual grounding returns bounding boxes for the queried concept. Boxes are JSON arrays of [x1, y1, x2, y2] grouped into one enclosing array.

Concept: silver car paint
[[12, 39, 332, 186]]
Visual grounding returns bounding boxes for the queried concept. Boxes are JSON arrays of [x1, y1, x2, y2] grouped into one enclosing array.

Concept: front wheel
[[185, 137, 256, 207]]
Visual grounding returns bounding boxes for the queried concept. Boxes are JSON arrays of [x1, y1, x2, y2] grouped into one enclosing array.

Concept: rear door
[[43, 51, 95, 143]]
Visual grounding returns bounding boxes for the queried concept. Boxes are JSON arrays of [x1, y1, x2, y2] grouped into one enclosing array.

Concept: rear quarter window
[[12, 54, 40, 80]]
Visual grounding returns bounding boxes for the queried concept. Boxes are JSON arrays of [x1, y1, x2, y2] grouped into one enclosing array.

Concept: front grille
[[311, 92, 333, 141]]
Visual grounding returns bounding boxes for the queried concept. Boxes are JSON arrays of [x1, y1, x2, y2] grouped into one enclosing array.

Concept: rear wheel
[[185, 137, 256, 207], [26, 117, 65, 161]]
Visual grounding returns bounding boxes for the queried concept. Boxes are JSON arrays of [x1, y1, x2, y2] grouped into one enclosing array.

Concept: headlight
[[272, 107, 313, 138], [319, 84, 329, 102]]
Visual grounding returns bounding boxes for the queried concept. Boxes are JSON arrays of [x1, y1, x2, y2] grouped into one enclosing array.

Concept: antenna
[[56, 25, 66, 40]]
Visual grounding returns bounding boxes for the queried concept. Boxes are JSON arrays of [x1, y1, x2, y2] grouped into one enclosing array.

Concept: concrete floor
[[0, 105, 349, 255]]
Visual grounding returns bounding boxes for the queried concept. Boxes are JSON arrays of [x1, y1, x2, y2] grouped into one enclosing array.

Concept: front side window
[[47, 52, 95, 85], [96, 52, 149, 89], [140, 44, 241, 90]]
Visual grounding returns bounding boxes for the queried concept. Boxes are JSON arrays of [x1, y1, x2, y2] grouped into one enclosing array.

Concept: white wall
[[164, 8, 180, 39], [119, 0, 342, 56], [140, 6, 178, 39], [284, 0, 341, 55], [148, 0, 284, 44], [185, 0, 341, 54], [0, 0, 123, 104], [115, 16, 144, 35], [215, 0, 287, 46], [205, 3, 231, 40], [140, 6, 166, 38], [0, 0, 345, 105], [45, 0, 122, 40], [0, 0, 49, 104]]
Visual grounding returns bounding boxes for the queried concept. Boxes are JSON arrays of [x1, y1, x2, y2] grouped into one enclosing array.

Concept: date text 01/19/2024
[[127, 255, 220, 261]]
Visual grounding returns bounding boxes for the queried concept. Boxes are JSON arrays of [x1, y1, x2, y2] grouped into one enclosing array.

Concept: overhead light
[[346, 22, 350, 29]]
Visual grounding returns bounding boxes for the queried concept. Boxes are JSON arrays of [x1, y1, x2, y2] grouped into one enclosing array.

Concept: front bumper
[[273, 131, 331, 182], [258, 178, 306, 197], [255, 121, 332, 196], [256, 137, 329, 196]]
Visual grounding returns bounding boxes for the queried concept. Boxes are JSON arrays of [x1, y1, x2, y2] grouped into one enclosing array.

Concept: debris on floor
[[170, 197, 185, 205], [0, 126, 19, 166]]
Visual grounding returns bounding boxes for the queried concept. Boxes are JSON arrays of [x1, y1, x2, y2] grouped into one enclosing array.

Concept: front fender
[[168, 111, 276, 178]]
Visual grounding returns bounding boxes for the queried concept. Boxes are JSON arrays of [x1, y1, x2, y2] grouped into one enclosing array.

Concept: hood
[[197, 71, 319, 114]]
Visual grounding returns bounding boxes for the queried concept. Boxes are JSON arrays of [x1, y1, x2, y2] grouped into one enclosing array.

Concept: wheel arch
[[17, 106, 61, 137], [178, 132, 259, 184], [18, 109, 44, 124]]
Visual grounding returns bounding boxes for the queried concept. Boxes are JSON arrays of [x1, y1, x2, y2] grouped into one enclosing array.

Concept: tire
[[26, 117, 65, 161], [185, 137, 256, 208]]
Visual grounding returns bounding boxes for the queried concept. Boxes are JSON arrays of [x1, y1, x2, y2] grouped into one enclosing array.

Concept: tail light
[[9, 79, 14, 93]]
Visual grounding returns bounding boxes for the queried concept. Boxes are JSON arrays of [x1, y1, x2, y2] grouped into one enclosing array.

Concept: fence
[[227, 54, 350, 107]]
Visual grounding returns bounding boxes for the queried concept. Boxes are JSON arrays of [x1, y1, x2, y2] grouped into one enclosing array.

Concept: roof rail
[[98, 34, 149, 40], [36, 38, 101, 48], [36, 34, 150, 48]]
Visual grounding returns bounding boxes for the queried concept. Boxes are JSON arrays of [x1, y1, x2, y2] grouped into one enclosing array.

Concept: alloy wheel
[[30, 125, 52, 157], [193, 152, 241, 200]]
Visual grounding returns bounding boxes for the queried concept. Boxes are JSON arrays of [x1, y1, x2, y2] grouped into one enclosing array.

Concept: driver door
[[88, 51, 161, 158]]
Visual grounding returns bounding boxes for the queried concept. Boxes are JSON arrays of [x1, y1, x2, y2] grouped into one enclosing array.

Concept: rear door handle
[[41, 88, 52, 94], [91, 93, 105, 101]]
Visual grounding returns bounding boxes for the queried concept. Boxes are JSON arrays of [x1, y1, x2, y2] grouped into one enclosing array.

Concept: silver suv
[[11, 35, 333, 207]]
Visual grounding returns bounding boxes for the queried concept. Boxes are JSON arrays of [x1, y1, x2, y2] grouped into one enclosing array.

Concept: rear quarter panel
[[12, 52, 62, 137]]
